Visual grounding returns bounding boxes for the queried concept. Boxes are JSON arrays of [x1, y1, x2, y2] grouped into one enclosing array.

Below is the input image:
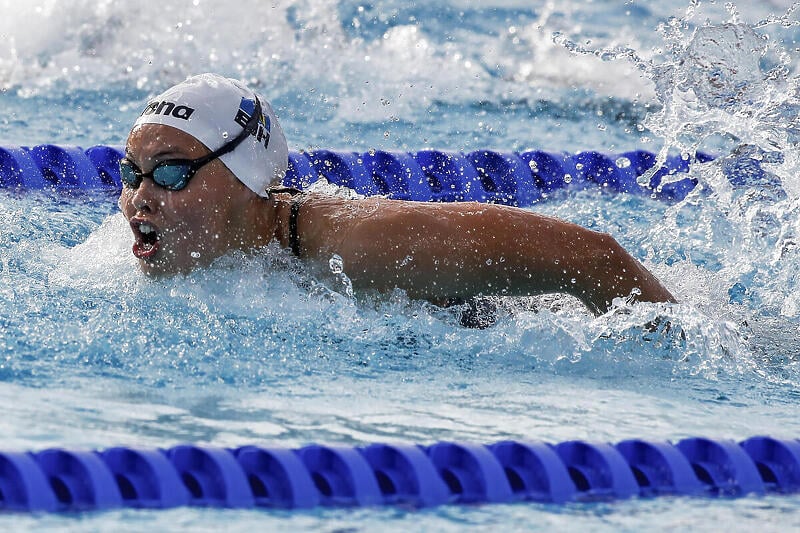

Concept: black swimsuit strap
[[266, 187, 304, 257], [267, 186, 302, 196], [289, 199, 302, 257]]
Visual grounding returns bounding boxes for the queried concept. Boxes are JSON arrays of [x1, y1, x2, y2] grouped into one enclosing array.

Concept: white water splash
[[553, 2, 800, 327]]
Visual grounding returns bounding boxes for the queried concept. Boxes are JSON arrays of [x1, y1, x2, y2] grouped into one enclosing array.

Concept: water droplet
[[575, 163, 584, 171], [616, 157, 631, 169], [191, 251, 201, 259], [564, 174, 573, 184], [328, 254, 354, 298], [329, 254, 344, 274], [222, 131, 229, 139]]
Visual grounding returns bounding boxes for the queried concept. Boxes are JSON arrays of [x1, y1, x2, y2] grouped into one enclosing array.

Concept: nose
[[131, 178, 159, 214]]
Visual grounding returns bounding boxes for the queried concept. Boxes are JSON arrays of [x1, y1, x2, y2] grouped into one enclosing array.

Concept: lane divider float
[[1, 436, 799, 512], [0, 145, 713, 204]]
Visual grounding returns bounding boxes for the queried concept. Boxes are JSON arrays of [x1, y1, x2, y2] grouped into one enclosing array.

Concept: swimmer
[[119, 73, 676, 316]]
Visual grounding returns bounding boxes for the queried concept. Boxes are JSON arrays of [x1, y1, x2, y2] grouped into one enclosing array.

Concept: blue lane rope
[[1, 436, 799, 512], [0, 144, 711, 204]]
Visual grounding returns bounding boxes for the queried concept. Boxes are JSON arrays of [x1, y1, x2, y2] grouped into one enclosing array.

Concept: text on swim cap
[[141, 100, 195, 120], [234, 107, 270, 149]]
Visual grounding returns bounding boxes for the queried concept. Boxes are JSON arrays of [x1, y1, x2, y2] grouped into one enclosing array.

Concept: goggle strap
[[200, 97, 263, 164], [120, 97, 262, 190]]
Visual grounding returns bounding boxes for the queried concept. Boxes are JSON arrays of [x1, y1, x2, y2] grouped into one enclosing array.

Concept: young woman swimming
[[119, 73, 676, 315]]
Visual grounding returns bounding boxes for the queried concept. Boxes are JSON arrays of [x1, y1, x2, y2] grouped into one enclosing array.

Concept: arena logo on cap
[[141, 100, 195, 120], [234, 97, 271, 149]]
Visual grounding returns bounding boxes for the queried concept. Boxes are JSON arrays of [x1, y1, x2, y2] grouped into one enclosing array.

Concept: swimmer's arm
[[312, 201, 676, 314]]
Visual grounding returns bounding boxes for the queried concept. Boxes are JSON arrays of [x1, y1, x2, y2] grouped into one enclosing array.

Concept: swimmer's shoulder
[[278, 190, 503, 226]]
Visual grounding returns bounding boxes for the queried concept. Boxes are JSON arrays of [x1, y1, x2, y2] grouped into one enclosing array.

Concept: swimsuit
[[268, 187, 304, 256], [289, 198, 302, 256]]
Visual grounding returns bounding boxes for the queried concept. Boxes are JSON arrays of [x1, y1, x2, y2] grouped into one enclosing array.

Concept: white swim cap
[[132, 73, 288, 197]]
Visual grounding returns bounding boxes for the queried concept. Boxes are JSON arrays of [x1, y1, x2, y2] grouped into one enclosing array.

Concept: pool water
[[2, 0, 800, 530]]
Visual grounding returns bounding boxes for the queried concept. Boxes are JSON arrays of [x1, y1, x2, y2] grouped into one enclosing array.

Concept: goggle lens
[[119, 160, 193, 191], [152, 164, 191, 190], [120, 160, 142, 188]]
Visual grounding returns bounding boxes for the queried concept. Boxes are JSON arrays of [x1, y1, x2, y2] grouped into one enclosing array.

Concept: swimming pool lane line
[[1, 436, 798, 512], [0, 144, 711, 204]]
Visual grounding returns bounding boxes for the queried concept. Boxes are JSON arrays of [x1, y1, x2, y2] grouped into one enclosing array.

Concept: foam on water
[[0, 0, 648, 97], [0, 0, 663, 142], [0, 188, 784, 394], [548, 3, 800, 375], [644, 12, 800, 334]]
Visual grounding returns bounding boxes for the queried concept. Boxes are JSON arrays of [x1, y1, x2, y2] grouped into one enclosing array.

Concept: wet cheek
[[161, 195, 186, 216], [165, 194, 201, 214], [119, 193, 133, 218]]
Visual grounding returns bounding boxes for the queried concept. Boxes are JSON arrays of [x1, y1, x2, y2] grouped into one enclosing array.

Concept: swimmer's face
[[120, 124, 260, 276]]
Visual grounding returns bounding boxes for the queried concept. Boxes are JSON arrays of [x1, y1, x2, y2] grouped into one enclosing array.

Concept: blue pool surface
[[2, 0, 800, 529]]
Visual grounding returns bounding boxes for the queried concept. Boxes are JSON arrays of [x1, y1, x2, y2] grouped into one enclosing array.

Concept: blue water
[[2, 0, 800, 529]]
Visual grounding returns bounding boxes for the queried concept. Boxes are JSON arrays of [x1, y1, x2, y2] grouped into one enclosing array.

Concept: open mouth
[[131, 219, 161, 260]]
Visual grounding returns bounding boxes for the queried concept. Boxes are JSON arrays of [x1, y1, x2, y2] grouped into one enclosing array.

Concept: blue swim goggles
[[119, 98, 262, 191]]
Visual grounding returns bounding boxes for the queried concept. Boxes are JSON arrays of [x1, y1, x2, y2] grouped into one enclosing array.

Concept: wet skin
[[120, 124, 276, 276], [121, 124, 676, 314]]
